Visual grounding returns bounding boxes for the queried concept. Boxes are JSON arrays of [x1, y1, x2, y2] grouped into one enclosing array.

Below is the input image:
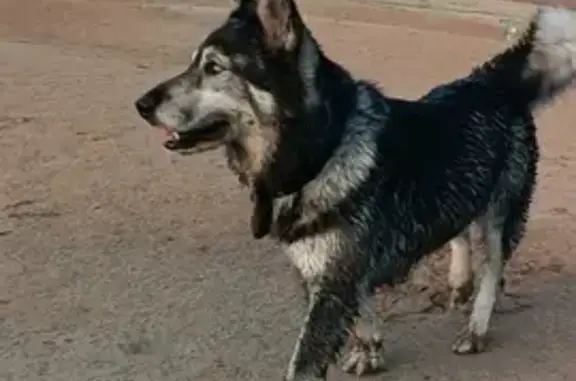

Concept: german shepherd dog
[[134, 1, 576, 379]]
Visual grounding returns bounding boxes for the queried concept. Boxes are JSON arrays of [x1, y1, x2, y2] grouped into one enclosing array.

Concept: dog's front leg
[[340, 293, 387, 375], [273, 121, 379, 238], [272, 192, 326, 241], [284, 271, 361, 381]]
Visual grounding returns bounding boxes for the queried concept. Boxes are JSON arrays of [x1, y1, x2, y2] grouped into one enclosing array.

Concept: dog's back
[[360, 8, 576, 276]]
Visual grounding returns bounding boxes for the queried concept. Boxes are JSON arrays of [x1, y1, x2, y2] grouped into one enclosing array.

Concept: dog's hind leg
[[447, 228, 475, 310], [340, 293, 387, 376], [494, 177, 535, 314], [499, 168, 534, 293], [452, 211, 503, 354], [453, 164, 536, 354]]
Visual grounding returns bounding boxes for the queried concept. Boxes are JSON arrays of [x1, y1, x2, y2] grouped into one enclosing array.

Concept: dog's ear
[[256, 0, 297, 51]]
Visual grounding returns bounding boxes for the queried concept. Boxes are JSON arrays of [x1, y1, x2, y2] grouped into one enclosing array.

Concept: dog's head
[[134, 0, 306, 156]]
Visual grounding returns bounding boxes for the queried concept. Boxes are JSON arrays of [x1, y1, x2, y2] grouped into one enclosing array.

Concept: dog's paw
[[272, 192, 329, 242], [341, 332, 387, 376], [451, 329, 487, 355]]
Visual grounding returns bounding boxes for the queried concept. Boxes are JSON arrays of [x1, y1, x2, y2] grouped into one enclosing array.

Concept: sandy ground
[[1, 0, 576, 380]]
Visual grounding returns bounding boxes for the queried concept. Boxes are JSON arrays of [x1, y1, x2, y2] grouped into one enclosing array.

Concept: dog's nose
[[135, 94, 156, 121]]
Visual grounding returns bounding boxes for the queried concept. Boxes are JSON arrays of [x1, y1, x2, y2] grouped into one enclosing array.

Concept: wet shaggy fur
[[134, 1, 576, 380]]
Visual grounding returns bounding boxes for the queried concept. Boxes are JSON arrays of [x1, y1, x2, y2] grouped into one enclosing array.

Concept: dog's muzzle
[[135, 90, 161, 126], [135, 90, 230, 153]]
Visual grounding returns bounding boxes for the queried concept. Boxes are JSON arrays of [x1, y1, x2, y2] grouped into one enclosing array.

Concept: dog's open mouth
[[162, 119, 229, 152]]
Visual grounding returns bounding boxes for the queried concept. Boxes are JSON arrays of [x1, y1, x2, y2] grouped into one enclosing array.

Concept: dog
[[134, 1, 576, 380]]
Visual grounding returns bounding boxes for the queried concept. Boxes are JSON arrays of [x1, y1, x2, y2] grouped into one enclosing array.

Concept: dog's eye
[[204, 61, 224, 76]]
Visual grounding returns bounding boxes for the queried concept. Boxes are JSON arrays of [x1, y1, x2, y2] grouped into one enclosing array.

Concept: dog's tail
[[479, 7, 576, 109]]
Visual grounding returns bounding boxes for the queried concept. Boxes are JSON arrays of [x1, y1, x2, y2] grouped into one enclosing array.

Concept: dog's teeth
[[172, 132, 180, 140]]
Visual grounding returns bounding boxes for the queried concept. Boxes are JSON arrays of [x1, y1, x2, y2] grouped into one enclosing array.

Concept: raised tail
[[477, 7, 576, 109]]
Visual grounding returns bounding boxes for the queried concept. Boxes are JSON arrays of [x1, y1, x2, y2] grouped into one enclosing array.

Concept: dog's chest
[[283, 231, 340, 281]]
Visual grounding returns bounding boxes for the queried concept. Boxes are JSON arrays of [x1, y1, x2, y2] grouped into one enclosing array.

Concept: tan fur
[[225, 125, 278, 186], [225, 115, 280, 238]]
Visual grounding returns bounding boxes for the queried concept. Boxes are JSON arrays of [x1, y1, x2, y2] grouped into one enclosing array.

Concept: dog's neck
[[222, 31, 360, 199], [262, 33, 359, 197]]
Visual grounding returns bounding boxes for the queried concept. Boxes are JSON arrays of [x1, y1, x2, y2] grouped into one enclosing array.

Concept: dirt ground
[[1, 0, 576, 380]]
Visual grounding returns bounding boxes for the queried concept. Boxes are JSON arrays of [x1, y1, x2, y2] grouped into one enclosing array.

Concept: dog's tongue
[[162, 126, 175, 137], [160, 127, 179, 140], [161, 127, 181, 150]]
